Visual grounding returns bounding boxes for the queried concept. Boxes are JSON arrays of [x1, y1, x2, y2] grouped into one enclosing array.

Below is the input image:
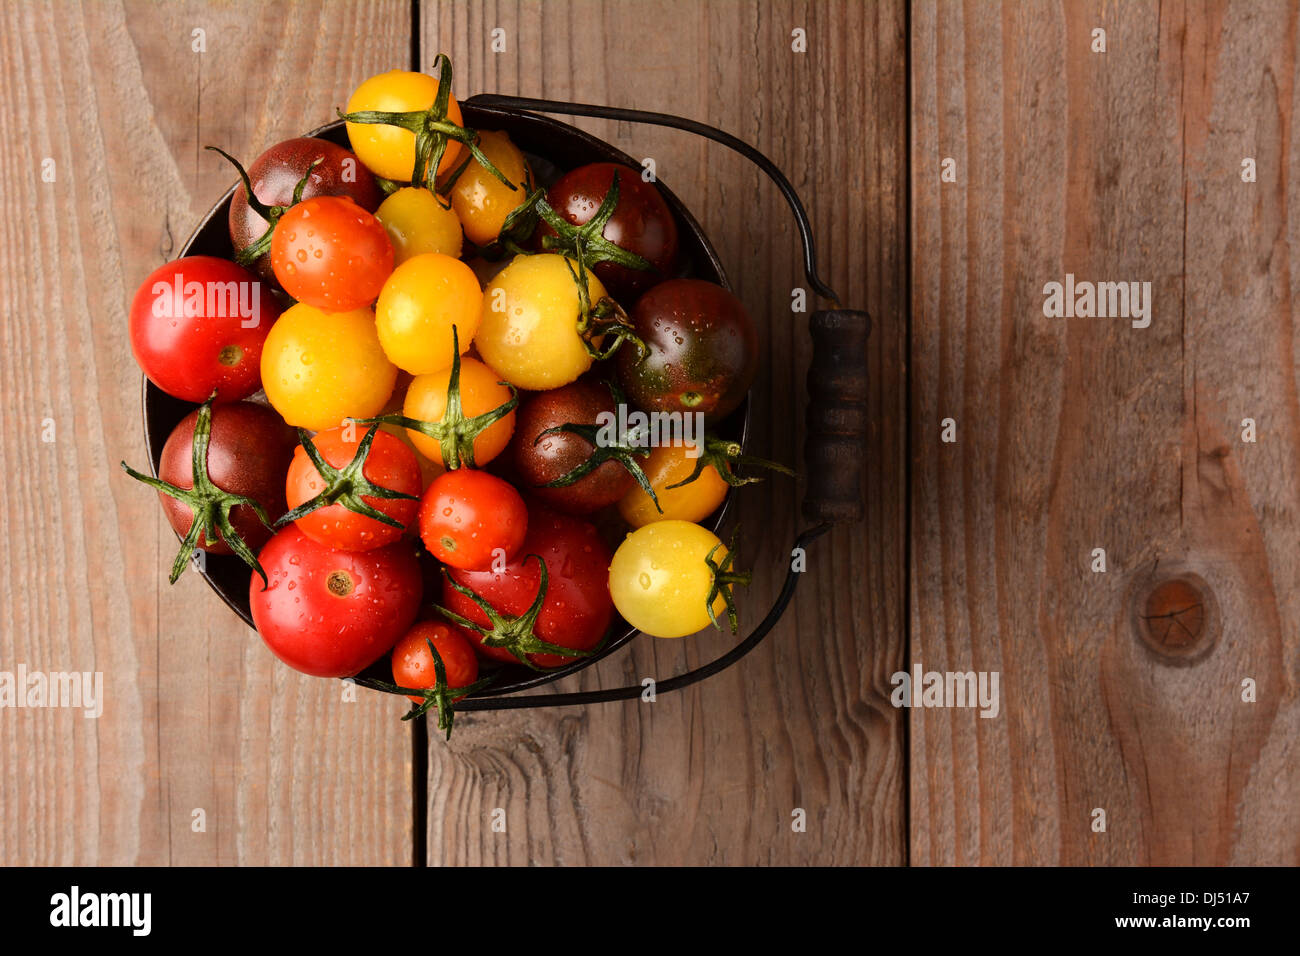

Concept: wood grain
[[0, 0, 413, 866], [910, 0, 1300, 865], [421, 0, 908, 865]]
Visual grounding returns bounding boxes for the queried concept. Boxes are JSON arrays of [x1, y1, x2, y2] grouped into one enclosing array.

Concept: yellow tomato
[[402, 358, 516, 468], [375, 253, 482, 375], [608, 521, 731, 639], [260, 303, 397, 431], [618, 443, 730, 527], [375, 187, 464, 263], [476, 254, 605, 390], [449, 130, 532, 246], [345, 69, 464, 182]]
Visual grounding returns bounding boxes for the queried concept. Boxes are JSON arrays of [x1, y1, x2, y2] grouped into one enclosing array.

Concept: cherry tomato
[[391, 621, 480, 704], [270, 196, 393, 311], [345, 69, 464, 182], [542, 162, 678, 300], [419, 469, 527, 570], [228, 137, 382, 282], [375, 187, 463, 264], [617, 278, 757, 420], [403, 357, 515, 468], [285, 426, 422, 551], [449, 130, 531, 246], [476, 254, 606, 390], [261, 303, 397, 431], [129, 257, 280, 403], [153, 401, 297, 555], [608, 520, 730, 638], [510, 380, 633, 514], [444, 504, 613, 668], [618, 443, 729, 527], [251, 525, 422, 678], [374, 253, 481, 375]]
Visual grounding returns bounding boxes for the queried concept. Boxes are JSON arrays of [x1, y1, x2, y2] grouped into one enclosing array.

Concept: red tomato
[[285, 425, 422, 551], [251, 525, 422, 678], [444, 503, 613, 668], [391, 621, 479, 704], [541, 162, 679, 301], [129, 256, 281, 403], [270, 196, 394, 311], [418, 469, 527, 571]]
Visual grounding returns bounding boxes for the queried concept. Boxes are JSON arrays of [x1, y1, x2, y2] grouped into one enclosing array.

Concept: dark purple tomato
[[616, 279, 758, 420], [156, 402, 297, 554], [510, 380, 635, 514], [227, 137, 383, 282], [541, 162, 678, 301]]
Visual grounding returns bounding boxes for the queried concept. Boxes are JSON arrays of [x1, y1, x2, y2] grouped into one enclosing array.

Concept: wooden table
[[0, 0, 1292, 866]]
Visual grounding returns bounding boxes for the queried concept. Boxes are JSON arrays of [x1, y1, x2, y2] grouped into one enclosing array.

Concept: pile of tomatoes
[[124, 56, 782, 733]]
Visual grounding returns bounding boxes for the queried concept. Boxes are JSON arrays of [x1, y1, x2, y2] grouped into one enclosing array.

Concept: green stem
[[275, 423, 418, 531], [704, 530, 752, 635], [665, 436, 797, 490], [339, 55, 517, 194], [434, 558, 593, 670], [358, 325, 516, 471], [121, 395, 274, 588]]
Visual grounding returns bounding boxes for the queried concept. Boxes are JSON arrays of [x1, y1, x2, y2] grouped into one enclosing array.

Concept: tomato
[[251, 525, 422, 678], [375, 187, 463, 264], [541, 162, 678, 300], [616, 278, 758, 420], [449, 130, 531, 247], [284, 425, 422, 551], [374, 253, 481, 375], [129, 256, 280, 403], [618, 442, 729, 527], [476, 254, 606, 390], [261, 302, 397, 431], [391, 621, 480, 704], [608, 521, 740, 638], [510, 380, 636, 514], [129, 400, 296, 584], [443, 504, 613, 668], [270, 195, 393, 311], [226, 137, 382, 282], [345, 69, 464, 182], [402, 357, 515, 468], [418, 469, 527, 570]]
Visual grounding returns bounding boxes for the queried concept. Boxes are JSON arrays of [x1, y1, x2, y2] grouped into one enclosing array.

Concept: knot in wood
[[1135, 574, 1217, 663]]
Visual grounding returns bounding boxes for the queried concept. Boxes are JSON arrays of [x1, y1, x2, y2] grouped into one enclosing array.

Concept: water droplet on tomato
[[638, 572, 652, 590], [296, 249, 308, 263]]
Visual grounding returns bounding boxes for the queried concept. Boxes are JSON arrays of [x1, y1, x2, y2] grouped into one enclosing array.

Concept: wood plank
[[910, 0, 1300, 865], [0, 0, 414, 866], [421, 0, 908, 865]]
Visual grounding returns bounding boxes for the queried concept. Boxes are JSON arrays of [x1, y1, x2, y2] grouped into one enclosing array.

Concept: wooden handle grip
[[803, 309, 870, 523]]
